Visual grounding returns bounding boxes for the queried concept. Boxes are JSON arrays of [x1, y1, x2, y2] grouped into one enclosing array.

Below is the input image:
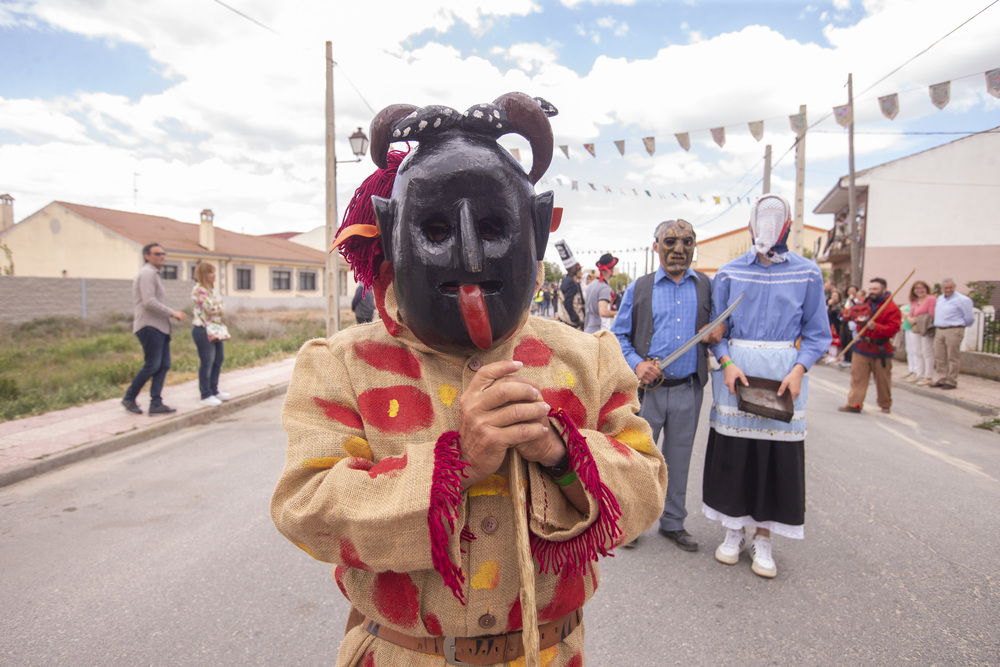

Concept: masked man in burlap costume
[[271, 93, 667, 667]]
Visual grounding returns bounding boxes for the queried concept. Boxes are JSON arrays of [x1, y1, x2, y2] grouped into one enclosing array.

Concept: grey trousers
[[639, 376, 704, 531]]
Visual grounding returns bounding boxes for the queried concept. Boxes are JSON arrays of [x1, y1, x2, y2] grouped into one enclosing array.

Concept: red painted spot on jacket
[[597, 391, 632, 430], [333, 565, 350, 600], [312, 397, 363, 430], [367, 454, 408, 479], [604, 434, 633, 458], [339, 539, 370, 571], [372, 571, 420, 628], [423, 612, 442, 636], [513, 337, 553, 366], [358, 386, 433, 433], [539, 570, 585, 623], [541, 388, 587, 428], [354, 341, 422, 379]]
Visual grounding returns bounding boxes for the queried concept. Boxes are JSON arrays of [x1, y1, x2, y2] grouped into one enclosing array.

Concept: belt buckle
[[443, 636, 470, 666]]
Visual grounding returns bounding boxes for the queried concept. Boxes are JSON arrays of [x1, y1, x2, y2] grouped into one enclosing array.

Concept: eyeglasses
[[150, 252, 166, 257]]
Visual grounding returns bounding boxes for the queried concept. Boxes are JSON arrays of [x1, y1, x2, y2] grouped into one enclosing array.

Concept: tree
[[608, 273, 630, 291], [1, 243, 13, 276], [967, 281, 996, 310], [543, 261, 564, 284]]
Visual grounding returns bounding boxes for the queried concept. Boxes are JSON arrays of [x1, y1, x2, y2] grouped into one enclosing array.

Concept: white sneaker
[[200, 396, 223, 407], [749, 535, 777, 578], [714, 528, 746, 565], [214, 391, 231, 401]]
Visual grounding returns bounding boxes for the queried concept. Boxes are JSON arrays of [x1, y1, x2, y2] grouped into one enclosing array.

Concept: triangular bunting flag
[[789, 112, 806, 136], [671, 193, 678, 198], [509, 147, 521, 162], [987, 68, 1000, 98], [710, 127, 726, 148], [559, 145, 569, 159], [683, 194, 689, 200], [632, 188, 638, 196], [584, 143, 596, 157], [572, 181, 579, 191], [675, 133, 690, 152], [642, 137, 655, 156], [748, 120, 764, 142], [878, 94, 899, 120], [555, 177, 562, 185], [727, 197, 732, 205], [714, 196, 721, 205], [603, 185, 611, 193], [589, 183, 596, 190], [833, 104, 852, 128], [645, 190, 652, 197], [614, 140, 625, 156], [698, 195, 705, 203], [929, 81, 950, 109]]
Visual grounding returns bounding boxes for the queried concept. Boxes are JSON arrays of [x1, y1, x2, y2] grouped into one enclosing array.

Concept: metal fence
[[983, 312, 1000, 355]]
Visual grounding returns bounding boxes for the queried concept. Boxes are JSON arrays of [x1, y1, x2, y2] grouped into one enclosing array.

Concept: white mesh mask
[[749, 195, 791, 262]]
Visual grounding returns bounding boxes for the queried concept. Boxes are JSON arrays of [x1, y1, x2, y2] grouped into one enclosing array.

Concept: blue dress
[[702, 250, 831, 538]]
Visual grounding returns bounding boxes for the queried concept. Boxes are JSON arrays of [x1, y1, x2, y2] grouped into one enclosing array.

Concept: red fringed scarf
[[334, 149, 408, 289]]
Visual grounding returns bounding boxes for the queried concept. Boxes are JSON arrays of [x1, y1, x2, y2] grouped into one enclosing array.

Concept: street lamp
[[349, 128, 369, 160]]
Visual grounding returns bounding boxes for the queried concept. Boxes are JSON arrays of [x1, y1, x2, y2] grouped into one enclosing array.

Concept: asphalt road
[[1, 364, 998, 666]]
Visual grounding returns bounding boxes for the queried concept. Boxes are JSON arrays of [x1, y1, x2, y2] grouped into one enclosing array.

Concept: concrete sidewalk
[[1, 352, 997, 490], [817, 355, 1000, 416], [0, 357, 295, 488]]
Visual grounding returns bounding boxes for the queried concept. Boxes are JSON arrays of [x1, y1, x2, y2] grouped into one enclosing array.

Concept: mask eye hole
[[478, 218, 503, 242], [421, 219, 450, 243]]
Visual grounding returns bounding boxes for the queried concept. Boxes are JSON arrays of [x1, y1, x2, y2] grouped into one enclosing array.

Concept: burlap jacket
[[271, 281, 666, 667]]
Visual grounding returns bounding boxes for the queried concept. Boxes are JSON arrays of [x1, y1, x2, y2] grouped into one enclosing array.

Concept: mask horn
[[493, 92, 553, 185], [370, 104, 419, 169]]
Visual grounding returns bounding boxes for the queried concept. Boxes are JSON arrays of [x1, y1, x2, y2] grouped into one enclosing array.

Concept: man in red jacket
[[839, 277, 902, 414]]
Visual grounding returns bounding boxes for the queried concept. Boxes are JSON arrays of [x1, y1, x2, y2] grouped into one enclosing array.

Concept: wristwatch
[[538, 451, 572, 480]]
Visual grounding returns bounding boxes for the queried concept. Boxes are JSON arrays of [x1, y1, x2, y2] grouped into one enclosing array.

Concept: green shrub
[[0, 376, 19, 401]]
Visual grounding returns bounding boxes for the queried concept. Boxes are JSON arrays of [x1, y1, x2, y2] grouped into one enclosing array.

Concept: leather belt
[[362, 608, 582, 665], [659, 374, 694, 388]]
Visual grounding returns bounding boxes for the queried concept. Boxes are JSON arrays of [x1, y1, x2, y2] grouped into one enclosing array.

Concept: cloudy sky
[[2, 0, 998, 275]]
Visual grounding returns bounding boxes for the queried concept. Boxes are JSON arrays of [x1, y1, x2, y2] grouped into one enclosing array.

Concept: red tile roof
[[58, 202, 326, 265]]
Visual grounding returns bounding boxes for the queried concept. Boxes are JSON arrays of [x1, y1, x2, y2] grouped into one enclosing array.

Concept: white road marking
[[874, 420, 996, 483]]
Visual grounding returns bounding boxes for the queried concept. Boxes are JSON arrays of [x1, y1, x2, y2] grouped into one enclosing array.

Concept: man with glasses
[[122, 242, 187, 415]]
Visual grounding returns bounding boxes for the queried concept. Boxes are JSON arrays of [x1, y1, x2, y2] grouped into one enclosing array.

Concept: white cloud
[[1, 0, 997, 264], [833, 0, 851, 9]]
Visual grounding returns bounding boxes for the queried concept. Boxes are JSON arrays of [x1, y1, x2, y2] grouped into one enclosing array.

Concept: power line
[[856, 0, 1000, 98], [210, 0, 377, 114]]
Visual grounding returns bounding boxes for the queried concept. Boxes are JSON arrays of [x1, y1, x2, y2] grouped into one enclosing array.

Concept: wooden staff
[[836, 268, 915, 362], [508, 449, 540, 667]]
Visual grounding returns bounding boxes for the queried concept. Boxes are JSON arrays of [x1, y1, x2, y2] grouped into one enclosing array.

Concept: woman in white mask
[[702, 194, 831, 579]]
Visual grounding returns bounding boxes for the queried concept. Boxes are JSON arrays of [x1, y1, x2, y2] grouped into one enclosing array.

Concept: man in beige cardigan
[[271, 94, 667, 667]]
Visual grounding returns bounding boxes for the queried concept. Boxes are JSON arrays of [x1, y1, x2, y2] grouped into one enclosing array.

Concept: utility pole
[[791, 104, 806, 255], [846, 74, 861, 286], [325, 41, 341, 336], [763, 144, 771, 194]]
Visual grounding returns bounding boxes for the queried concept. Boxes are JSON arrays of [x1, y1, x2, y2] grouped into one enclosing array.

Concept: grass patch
[[974, 417, 1000, 433], [0, 311, 327, 422]]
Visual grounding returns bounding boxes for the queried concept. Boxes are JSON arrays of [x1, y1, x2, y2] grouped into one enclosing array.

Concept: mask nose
[[458, 200, 484, 274]]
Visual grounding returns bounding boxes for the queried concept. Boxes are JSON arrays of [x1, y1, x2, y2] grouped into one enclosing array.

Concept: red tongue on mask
[[458, 284, 493, 351]]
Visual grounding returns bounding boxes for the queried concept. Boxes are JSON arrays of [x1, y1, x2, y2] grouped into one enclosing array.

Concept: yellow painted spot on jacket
[[301, 456, 342, 469], [554, 369, 575, 388], [468, 474, 510, 498], [471, 561, 500, 590], [343, 436, 373, 460], [388, 398, 400, 418], [438, 383, 458, 407], [510, 645, 559, 667], [614, 427, 655, 454], [293, 542, 320, 560]]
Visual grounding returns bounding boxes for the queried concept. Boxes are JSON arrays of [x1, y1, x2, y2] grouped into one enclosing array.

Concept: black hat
[[597, 254, 618, 269]]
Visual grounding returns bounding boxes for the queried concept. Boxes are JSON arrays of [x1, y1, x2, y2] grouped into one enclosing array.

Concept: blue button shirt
[[708, 249, 831, 370], [612, 266, 700, 379], [934, 292, 975, 328]]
